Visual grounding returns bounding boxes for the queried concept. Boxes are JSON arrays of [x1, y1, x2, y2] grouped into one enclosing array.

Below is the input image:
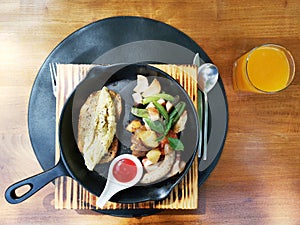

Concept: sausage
[[139, 147, 176, 184]]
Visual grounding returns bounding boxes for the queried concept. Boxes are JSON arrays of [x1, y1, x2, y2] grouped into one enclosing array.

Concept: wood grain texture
[[54, 64, 198, 210], [1, 0, 299, 224]]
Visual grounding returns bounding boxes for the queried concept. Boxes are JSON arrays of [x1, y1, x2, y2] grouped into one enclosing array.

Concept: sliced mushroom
[[132, 92, 143, 105], [142, 79, 161, 97], [134, 75, 149, 93]]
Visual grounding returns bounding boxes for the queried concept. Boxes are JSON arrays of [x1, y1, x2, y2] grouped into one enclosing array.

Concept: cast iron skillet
[[5, 64, 199, 204]]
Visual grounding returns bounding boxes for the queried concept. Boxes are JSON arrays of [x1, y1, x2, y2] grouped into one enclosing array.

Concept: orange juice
[[233, 44, 295, 93]]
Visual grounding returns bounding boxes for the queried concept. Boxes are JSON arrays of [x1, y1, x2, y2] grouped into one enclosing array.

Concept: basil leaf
[[168, 137, 184, 151], [156, 135, 165, 142], [144, 118, 165, 134]]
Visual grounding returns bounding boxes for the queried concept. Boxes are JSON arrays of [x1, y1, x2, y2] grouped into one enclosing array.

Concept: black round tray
[[28, 16, 228, 217]]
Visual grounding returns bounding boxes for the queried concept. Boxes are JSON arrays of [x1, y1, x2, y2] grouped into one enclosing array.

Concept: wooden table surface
[[1, 1, 299, 224]]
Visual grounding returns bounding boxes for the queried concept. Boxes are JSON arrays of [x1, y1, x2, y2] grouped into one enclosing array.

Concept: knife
[[193, 53, 203, 159]]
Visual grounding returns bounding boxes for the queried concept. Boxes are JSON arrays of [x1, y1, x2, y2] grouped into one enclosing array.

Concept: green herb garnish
[[144, 118, 165, 134], [168, 137, 184, 151], [152, 100, 169, 121], [131, 107, 149, 118], [142, 93, 175, 104]]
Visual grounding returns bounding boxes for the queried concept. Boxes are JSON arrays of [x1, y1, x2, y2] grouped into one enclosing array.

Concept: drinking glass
[[233, 44, 295, 93]]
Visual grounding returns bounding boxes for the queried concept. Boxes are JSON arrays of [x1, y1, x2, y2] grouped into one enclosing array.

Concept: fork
[[49, 63, 58, 97]]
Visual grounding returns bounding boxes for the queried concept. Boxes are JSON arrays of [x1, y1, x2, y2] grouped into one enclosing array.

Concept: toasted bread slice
[[78, 87, 121, 170], [98, 136, 119, 164], [108, 89, 122, 120]]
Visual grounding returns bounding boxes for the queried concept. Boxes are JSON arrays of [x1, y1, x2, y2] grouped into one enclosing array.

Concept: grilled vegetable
[[134, 75, 149, 93], [137, 130, 159, 148], [142, 79, 161, 97], [126, 119, 143, 133], [128, 75, 188, 184], [146, 149, 161, 164]]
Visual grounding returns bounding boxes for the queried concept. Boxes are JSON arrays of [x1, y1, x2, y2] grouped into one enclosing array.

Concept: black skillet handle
[[5, 159, 68, 204]]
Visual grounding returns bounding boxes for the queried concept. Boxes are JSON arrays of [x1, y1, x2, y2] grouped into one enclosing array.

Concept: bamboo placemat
[[54, 64, 198, 210]]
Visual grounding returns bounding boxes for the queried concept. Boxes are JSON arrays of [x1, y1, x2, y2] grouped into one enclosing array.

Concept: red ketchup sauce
[[112, 158, 137, 183]]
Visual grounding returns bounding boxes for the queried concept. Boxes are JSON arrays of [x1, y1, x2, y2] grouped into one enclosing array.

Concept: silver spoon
[[197, 63, 219, 160]]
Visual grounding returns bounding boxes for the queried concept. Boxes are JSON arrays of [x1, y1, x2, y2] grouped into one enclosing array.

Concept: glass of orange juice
[[233, 44, 295, 93]]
